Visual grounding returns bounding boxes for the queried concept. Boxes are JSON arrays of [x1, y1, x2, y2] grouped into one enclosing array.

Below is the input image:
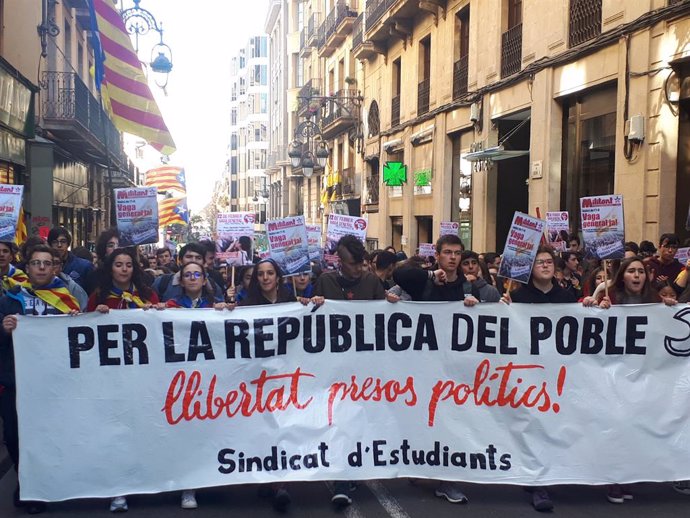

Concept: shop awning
[[462, 145, 529, 162]]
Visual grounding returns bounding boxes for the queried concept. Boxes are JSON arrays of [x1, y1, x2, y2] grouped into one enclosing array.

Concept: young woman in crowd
[[166, 262, 229, 310], [231, 264, 254, 303], [86, 247, 163, 512], [583, 256, 676, 503]]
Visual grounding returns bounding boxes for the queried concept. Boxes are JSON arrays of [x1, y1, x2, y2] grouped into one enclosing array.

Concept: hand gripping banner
[[12, 301, 690, 501]]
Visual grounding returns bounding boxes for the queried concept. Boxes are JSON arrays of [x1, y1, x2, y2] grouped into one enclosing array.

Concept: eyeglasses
[[535, 259, 555, 266], [106, 242, 118, 249], [183, 271, 203, 279], [29, 260, 54, 268], [51, 239, 69, 246], [441, 250, 463, 257]]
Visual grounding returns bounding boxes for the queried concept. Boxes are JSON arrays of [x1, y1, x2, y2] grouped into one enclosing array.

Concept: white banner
[[13, 302, 690, 501], [114, 187, 159, 246]]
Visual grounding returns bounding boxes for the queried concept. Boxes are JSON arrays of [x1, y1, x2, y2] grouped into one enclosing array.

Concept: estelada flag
[[146, 166, 186, 194], [158, 195, 189, 227]]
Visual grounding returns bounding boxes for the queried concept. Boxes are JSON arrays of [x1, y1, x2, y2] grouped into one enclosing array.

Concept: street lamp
[[119, 0, 173, 90], [288, 119, 329, 178]]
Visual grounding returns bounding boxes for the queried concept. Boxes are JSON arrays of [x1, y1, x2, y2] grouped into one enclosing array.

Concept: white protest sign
[[418, 243, 436, 260], [13, 302, 690, 501], [0, 183, 23, 242], [306, 224, 322, 261], [266, 215, 310, 275], [674, 247, 690, 265], [546, 211, 569, 252], [114, 187, 159, 246], [498, 212, 545, 283], [439, 221, 459, 238], [216, 212, 255, 265], [326, 214, 367, 259], [580, 195, 625, 260]]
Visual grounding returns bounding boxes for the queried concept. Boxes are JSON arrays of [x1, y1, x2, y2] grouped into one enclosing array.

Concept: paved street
[[1, 462, 689, 517]]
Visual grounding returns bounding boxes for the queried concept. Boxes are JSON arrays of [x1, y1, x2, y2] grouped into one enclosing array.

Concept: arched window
[[368, 101, 380, 137]]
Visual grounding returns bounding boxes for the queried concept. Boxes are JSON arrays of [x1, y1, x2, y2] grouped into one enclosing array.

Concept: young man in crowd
[[47, 227, 93, 290], [1, 244, 81, 515], [644, 233, 684, 291], [312, 234, 385, 507], [392, 234, 476, 505], [560, 251, 582, 299], [199, 240, 226, 289], [153, 243, 224, 301], [372, 250, 397, 290], [502, 245, 576, 512], [156, 247, 178, 273], [460, 250, 501, 302]]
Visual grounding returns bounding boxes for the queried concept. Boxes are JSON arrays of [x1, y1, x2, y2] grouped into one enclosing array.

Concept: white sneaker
[[109, 496, 128, 512], [181, 490, 198, 509]]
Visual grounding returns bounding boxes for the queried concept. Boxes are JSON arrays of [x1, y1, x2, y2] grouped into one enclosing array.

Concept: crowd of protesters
[[0, 227, 689, 514]]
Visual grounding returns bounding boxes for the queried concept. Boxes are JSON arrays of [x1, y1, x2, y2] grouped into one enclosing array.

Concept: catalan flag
[[145, 166, 186, 194], [89, 0, 176, 155], [14, 206, 27, 246], [158, 195, 189, 227]]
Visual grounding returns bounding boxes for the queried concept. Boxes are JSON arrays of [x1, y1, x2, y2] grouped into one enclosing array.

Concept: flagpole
[[99, 90, 116, 227]]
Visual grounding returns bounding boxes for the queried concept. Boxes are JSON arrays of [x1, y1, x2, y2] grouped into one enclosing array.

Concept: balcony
[[365, 0, 431, 43], [320, 89, 360, 140], [340, 167, 357, 198], [417, 78, 430, 116], [352, 12, 380, 61], [307, 12, 321, 46], [569, 0, 602, 48], [41, 71, 125, 166], [500, 23, 522, 78], [453, 55, 469, 100], [352, 13, 364, 50], [297, 78, 322, 118], [318, 1, 358, 58], [391, 94, 400, 127]]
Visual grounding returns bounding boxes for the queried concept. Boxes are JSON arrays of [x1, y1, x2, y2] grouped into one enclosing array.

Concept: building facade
[[0, 0, 139, 247], [225, 36, 270, 226], [272, 0, 690, 255]]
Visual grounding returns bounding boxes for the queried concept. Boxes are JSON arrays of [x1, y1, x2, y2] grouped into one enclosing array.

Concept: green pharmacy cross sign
[[383, 161, 407, 186], [414, 168, 432, 187]]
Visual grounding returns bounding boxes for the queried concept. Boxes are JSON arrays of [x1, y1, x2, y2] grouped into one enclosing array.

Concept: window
[[64, 21, 72, 65], [392, 59, 401, 126], [418, 37, 431, 115], [561, 87, 617, 234], [453, 7, 470, 100]]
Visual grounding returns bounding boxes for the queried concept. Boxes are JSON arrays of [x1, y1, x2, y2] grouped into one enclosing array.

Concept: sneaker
[[621, 485, 633, 500], [181, 490, 198, 509], [26, 501, 47, 515], [531, 488, 554, 512], [272, 488, 291, 512], [110, 496, 128, 512], [331, 481, 352, 507], [606, 485, 624, 504], [435, 481, 469, 504], [673, 480, 690, 495]]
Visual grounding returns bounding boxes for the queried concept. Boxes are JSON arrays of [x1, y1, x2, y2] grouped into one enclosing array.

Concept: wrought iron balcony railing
[[352, 12, 364, 50], [365, 0, 394, 32], [453, 55, 469, 100], [321, 89, 359, 129], [41, 71, 124, 163], [365, 174, 379, 205], [569, 0, 602, 47], [297, 78, 322, 117], [500, 23, 522, 78]]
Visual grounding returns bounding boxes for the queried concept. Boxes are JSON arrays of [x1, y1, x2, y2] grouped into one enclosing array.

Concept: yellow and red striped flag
[[158, 195, 189, 227], [145, 166, 186, 194], [14, 206, 27, 246], [89, 0, 176, 155]]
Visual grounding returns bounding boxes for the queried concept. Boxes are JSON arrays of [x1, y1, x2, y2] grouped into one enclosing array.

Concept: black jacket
[[510, 281, 577, 304], [393, 267, 475, 302]]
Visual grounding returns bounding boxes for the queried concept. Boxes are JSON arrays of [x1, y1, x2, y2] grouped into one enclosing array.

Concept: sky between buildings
[[130, 0, 268, 211]]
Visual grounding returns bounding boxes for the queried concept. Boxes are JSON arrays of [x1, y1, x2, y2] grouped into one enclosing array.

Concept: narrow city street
[[1, 459, 689, 517]]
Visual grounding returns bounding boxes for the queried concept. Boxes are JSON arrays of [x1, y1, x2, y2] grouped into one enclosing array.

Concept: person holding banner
[[583, 256, 676, 504], [643, 233, 683, 292], [0, 244, 82, 515], [285, 270, 314, 298], [153, 243, 224, 303], [85, 247, 163, 512], [501, 245, 576, 511], [165, 262, 230, 310]]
